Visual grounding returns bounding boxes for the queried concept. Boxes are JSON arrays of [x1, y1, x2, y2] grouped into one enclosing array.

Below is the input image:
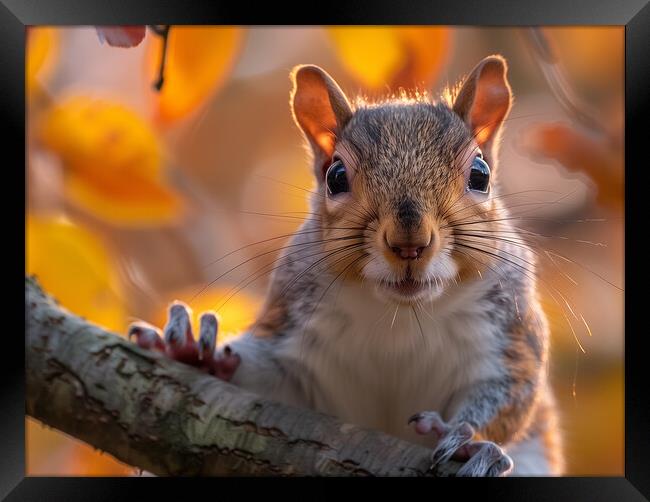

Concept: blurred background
[[25, 26, 624, 475]]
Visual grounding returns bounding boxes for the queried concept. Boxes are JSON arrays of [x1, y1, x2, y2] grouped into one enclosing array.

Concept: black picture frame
[[5, 0, 649, 499]]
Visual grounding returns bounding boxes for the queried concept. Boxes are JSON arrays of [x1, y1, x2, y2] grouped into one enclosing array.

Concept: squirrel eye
[[467, 156, 490, 194], [325, 160, 350, 195]]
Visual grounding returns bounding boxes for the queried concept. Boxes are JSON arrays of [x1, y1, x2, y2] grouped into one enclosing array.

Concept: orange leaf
[[38, 96, 183, 225], [26, 27, 59, 95], [519, 122, 623, 209], [147, 26, 243, 123], [328, 27, 451, 92]]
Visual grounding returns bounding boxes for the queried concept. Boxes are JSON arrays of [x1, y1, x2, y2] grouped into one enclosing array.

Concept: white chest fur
[[278, 276, 506, 445]]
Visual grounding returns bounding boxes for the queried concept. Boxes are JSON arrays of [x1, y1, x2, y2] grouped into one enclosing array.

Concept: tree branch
[[26, 276, 460, 476]]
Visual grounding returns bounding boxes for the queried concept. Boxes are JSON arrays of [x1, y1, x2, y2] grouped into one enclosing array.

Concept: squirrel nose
[[386, 235, 432, 260]]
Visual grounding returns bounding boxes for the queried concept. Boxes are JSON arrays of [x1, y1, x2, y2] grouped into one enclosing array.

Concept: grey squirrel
[[129, 55, 563, 476]]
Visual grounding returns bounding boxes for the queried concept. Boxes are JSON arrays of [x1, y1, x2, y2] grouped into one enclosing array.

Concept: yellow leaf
[[329, 28, 402, 90], [328, 27, 451, 92], [26, 27, 59, 95], [38, 96, 182, 226], [26, 215, 127, 333], [148, 26, 243, 123]]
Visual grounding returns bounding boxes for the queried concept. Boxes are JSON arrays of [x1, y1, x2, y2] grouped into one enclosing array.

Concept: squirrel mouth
[[381, 278, 429, 298]]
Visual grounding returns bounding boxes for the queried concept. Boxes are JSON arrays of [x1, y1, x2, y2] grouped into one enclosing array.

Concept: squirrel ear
[[453, 55, 512, 152], [290, 65, 353, 177]]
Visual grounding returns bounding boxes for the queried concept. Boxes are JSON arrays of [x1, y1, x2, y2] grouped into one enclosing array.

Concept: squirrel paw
[[128, 301, 240, 381], [408, 411, 513, 477]]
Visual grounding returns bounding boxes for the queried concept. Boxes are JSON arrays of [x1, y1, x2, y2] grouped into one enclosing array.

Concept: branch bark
[[26, 276, 460, 476]]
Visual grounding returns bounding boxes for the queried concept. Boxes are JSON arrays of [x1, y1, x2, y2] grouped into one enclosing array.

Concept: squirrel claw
[[409, 410, 450, 437], [127, 301, 240, 382], [407, 413, 422, 425], [409, 410, 512, 477], [198, 312, 218, 361], [128, 321, 165, 352], [431, 422, 475, 467], [455, 441, 514, 477], [164, 302, 193, 347], [212, 346, 240, 381]]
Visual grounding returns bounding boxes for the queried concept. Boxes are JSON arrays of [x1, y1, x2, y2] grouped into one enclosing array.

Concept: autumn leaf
[[38, 96, 183, 225], [518, 27, 623, 211], [327, 27, 450, 92], [96, 26, 147, 48], [146, 26, 244, 123], [26, 215, 127, 333], [26, 27, 59, 95], [519, 122, 623, 210]]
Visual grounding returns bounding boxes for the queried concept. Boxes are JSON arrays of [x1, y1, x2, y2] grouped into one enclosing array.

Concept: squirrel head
[[290, 56, 513, 304]]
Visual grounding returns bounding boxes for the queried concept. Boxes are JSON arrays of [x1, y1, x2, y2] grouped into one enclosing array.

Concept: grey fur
[[456, 441, 513, 477], [340, 102, 473, 216], [139, 58, 561, 476]]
